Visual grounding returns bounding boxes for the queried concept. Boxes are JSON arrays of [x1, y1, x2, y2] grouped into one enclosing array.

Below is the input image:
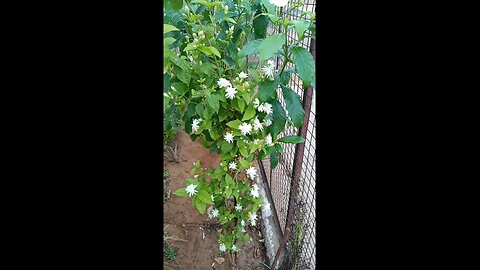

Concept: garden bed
[[164, 130, 267, 270]]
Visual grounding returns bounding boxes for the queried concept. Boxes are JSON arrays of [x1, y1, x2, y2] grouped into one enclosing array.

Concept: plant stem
[[185, 0, 222, 78], [279, 22, 289, 75]]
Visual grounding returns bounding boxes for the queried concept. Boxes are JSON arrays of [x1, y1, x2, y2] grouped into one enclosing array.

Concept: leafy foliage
[[165, 0, 315, 254]]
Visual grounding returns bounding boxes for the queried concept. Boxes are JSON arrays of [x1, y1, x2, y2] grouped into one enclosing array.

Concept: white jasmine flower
[[253, 118, 263, 131], [241, 220, 245, 227], [246, 166, 257, 180], [269, 0, 289, 7], [191, 118, 201, 133], [211, 195, 215, 202], [232, 245, 238, 252], [229, 161, 237, 170], [253, 98, 260, 108], [263, 200, 271, 210], [265, 134, 274, 146], [263, 118, 272, 127], [207, 206, 214, 218], [212, 208, 219, 217], [258, 102, 273, 115], [225, 86, 237, 100], [219, 243, 226, 252], [224, 132, 234, 143], [185, 184, 198, 197], [251, 187, 260, 198], [238, 71, 248, 79], [235, 204, 243, 211], [239, 122, 252, 136], [217, 78, 232, 88], [261, 60, 275, 79], [248, 212, 257, 226]]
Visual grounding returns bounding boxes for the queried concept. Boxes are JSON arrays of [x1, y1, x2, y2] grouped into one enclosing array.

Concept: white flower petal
[[239, 123, 252, 136], [217, 78, 232, 88], [185, 184, 198, 197], [224, 132, 234, 143]]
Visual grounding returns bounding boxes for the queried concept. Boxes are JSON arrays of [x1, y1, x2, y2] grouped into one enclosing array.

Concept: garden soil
[[164, 130, 267, 270]]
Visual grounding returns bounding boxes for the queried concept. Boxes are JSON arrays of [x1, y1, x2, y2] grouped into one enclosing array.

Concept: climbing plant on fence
[[163, 0, 315, 254]]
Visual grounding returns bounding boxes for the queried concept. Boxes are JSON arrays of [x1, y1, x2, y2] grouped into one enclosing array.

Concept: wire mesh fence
[[262, 1, 316, 269]]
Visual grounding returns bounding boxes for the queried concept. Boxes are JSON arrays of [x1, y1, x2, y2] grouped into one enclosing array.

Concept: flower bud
[[224, 5, 228, 14]]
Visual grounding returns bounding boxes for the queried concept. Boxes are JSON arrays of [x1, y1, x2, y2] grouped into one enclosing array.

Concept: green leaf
[[258, 75, 280, 102], [238, 99, 245, 113], [208, 46, 221, 58], [170, 0, 183, 10], [164, 37, 176, 47], [259, 34, 285, 62], [280, 68, 293, 85], [291, 46, 315, 86], [164, 24, 179, 34], [209, 128, 220, 140], [195, 198, 207, 214], [239, 159, 251, 170], [225, 174, 234, 186], [224, 17, 237, 24], [221, 141, 233, 152], [197, 46, 213, 56], [207, 95, 220, 114], [291, 20, 310, 40], [270, 151, 278, 169], [191, 0, 209, 6], [203, 107, 213, 120], [195, 103, 204, 116], [260, 0, 276, 15], [197, 190, 214, 205], [277, 135, 305, 144], [239, 146, 249, 157], [266, 14, 282, 24], [202, 119, 212, 129], [274, 143, 284, 153], [219, 108, 229, 122], [243, 92, 251, 105], [232, 27, 243, 44], [172, 188, 189, 198], [225, 186, 233, 198], [184, 43, 197, 52], [200, 62, 216, 77], [281, 85, 305, 128], [253, 13, 269, 39], [227, 119, 242, 129], [198, 46, 221, 58], [238, 39, 263, 58], [172, 65, 191, 85], [241, 106, 256, 121], [270, 100, 287, 138]]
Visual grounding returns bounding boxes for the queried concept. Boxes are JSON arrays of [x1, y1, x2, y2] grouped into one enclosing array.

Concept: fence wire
[[264, 1, 316, 269]]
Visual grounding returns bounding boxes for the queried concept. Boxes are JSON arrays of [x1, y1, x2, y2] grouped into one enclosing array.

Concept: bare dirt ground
[[164, 130, 267, 270]]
